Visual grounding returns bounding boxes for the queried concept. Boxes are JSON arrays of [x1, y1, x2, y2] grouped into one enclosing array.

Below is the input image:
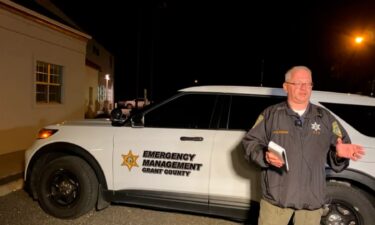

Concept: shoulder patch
[[332, 121, 342, 138], [252, 114, 264, 129]]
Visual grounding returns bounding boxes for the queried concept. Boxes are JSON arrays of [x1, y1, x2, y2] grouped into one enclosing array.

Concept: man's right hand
[[265, 151, 284, 168]]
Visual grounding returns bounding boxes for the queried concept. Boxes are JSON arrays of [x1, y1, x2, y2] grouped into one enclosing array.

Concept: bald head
[[283, 66, 313, 110], [285, 66, 312, 82]]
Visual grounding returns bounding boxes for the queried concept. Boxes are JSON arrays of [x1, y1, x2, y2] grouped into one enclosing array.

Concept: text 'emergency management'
[[142, 150, 203, 177]]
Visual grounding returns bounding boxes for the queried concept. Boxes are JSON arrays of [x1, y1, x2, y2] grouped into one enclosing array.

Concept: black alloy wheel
[[37, 156, 98, 218], [321, 200, 360, 225], [320, 182, 374, 225]]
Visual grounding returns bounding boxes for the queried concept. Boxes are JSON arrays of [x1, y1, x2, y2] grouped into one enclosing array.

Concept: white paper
[[268, 141, 289, 171]]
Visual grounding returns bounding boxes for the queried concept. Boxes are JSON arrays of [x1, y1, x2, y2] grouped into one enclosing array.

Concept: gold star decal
[[121, 150, 139, 171]]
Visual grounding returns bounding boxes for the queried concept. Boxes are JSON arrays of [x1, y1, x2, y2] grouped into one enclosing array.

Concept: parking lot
[[0, 190, 243, 225]]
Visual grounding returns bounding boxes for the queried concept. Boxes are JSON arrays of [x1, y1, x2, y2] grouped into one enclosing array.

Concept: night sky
[[50, 0, 375, 102]]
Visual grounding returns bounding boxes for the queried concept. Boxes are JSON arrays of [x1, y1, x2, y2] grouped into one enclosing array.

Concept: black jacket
[[242, 101, 349, 210]]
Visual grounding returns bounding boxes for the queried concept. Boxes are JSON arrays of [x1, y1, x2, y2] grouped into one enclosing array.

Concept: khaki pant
[[258, 199, 323, 225]]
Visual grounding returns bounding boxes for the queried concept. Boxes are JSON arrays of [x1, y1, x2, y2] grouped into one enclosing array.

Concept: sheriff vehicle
[[24, 86, 375, 225]]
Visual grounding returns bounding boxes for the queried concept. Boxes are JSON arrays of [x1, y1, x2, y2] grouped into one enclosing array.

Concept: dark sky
[[50, 0, 375, 101]]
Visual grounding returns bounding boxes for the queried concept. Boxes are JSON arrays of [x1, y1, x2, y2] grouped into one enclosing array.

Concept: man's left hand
[[336, 138, 365, 161]]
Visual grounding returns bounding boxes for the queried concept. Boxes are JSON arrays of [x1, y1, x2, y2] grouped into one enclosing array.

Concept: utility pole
[[260, 59, 265, 86]]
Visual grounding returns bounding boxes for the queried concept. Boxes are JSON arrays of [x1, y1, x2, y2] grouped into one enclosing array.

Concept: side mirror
[[110, 108, 126, 126]]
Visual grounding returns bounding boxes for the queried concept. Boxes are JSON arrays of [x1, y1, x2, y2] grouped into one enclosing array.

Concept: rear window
[[320, 102, 375, 137], [228, 95, 286, 130]]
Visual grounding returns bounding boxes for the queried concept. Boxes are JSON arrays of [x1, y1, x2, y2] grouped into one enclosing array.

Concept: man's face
[[283, 69, 313, 106]]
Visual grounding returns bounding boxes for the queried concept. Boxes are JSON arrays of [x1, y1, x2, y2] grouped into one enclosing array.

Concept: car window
[[227, 95, 286, 131], [144, 93, 218, 129], [320, 102, 375, 137]]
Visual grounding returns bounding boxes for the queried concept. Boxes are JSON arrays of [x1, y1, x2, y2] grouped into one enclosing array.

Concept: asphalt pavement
[[0, 151, 247, 225], [0, 190, 244, 225]]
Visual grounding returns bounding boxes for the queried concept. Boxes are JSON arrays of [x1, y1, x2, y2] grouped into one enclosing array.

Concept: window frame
[[35, 61, 63, 104]]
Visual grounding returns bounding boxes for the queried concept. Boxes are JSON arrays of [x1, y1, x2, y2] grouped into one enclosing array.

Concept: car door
[[113, 93, 219, 203], [209, 95, 286, 213]]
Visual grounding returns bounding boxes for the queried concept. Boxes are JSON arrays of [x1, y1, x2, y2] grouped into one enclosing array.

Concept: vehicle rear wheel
[[321, 182, 375, 225], [37, 155, 98, 219]]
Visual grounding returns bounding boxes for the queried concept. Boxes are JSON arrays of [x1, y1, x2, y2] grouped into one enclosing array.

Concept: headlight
[[37, 128, 58, 139]]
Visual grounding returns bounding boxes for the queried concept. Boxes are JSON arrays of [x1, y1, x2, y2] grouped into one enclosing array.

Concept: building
[[24, 0, 115, 118], [85, 40, 114, 118], [0, 0, 91, 177]]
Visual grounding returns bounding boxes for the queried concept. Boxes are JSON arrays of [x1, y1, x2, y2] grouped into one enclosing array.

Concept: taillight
[[37, 128, 58, 139]]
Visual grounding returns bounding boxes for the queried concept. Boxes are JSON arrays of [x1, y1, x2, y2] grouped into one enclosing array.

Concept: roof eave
[[0, 0, 91, 41]]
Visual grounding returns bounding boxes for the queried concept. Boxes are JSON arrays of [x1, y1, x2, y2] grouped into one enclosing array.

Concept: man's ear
[[283, 82, 288, 92]]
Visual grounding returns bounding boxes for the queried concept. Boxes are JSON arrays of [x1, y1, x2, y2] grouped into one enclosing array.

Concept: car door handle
[[180, 136, 204, 141]]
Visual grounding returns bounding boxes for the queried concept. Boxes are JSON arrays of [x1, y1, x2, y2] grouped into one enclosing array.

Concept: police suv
[[24, 86, 375, 225]]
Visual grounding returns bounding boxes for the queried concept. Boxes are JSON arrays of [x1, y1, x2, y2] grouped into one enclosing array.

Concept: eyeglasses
[[286, 82, 314, 88]]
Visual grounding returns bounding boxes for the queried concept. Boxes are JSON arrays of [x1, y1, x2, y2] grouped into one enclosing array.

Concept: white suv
[[24, 86, 375, 225]]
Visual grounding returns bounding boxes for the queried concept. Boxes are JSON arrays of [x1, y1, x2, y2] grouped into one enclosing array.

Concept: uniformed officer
[[242, 66, 365, 225]]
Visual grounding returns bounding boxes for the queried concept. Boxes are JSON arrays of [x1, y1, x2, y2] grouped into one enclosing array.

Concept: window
[[36, 61, 63, 103], [92, 45, 100, 56], [144, 93, 218, 129], [227, 95, 285, 130], [320, 102, 375, 137]]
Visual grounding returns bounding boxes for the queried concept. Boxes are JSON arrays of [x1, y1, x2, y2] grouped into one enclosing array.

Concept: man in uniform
[[242, 66, 365, 225]]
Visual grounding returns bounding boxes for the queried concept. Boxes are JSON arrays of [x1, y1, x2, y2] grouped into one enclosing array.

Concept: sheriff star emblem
[[122, 150, 139, 171], [311, 122, 321, 132]]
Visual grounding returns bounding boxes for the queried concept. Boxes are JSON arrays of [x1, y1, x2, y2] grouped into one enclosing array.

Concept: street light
[[355, 36, 364, 45], [105, 74, 110, 101], [353, 33, 375, 96]]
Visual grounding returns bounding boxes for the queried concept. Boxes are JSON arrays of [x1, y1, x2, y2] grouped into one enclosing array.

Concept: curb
[[0, 173, 24, 197]]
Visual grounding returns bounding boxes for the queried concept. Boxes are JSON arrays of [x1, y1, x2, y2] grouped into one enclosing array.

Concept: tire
[[36, 155, 98, 219], [321, 182, 375, 225]]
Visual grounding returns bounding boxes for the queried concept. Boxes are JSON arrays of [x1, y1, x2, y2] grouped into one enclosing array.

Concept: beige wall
[[84, 66, 100, 118], [0, 3, 88, 155]]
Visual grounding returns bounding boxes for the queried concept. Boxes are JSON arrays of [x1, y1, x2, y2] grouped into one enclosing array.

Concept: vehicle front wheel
[[321, 182, 375, 225], [36, 155, 98, 219]]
